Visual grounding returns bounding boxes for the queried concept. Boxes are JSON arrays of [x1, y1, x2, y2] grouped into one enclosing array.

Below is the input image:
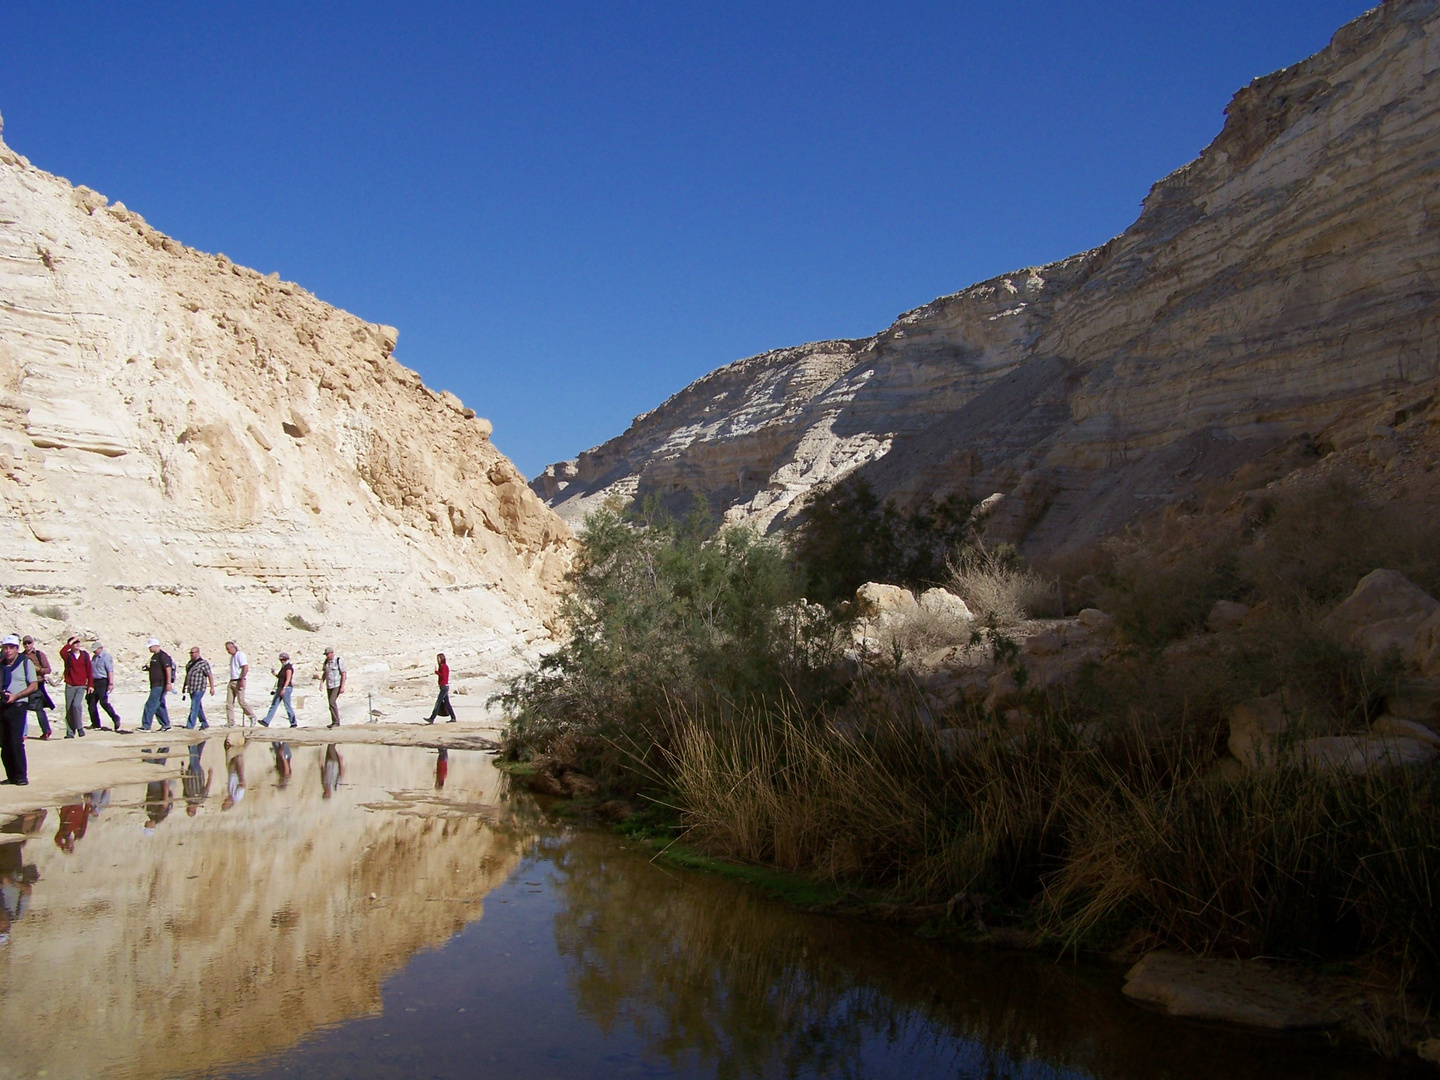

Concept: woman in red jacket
[[424, 653, 456, 724]]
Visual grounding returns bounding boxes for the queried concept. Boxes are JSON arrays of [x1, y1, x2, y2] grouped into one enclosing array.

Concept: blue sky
[[1, 1, 1370, 478]]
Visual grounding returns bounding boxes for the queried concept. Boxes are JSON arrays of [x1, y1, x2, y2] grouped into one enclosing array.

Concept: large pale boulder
[[1371, 714, 1440, 748], [1295, 734, 1437, 774], [1322, 570, 1440, 673], [853, 583, 919, 623], [1123, 952, 1347, 1030], [1206, 600, 1252, 633], [918, 587, 972, 623]]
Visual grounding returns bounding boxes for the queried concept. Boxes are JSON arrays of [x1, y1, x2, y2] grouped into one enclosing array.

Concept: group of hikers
[[0, 631, 460, 787]]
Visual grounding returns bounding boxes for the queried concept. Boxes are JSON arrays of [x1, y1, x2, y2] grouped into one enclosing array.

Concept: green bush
[[498, 501, 835, 778], [791, 476, 974, 606]]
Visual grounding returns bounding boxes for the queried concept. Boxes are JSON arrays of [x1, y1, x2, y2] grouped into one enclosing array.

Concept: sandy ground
[[0, 684, 505, 816]]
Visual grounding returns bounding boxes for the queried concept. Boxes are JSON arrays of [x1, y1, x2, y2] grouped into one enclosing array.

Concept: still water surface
[[0, 741, 1407, 1079]]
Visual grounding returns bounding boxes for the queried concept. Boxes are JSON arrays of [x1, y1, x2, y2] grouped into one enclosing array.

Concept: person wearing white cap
[[0, 636, 38, 785], [139, 639, 174, 732]]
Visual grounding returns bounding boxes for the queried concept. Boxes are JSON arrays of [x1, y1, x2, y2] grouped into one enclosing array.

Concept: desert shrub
[[498, 502, 837, 777], [791, 476, 974, 606], [883, 603, 977, 660], [285, 613, 320, 632], [30, 604, 67, 622], [948, 545, 1056, 626]]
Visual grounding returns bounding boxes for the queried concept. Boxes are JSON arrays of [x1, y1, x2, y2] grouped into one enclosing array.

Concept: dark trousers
[[1, 703, 28, 783], [88, 678, 122, 729], [29, 701, 50, 738], [426, 685, 454, 720]]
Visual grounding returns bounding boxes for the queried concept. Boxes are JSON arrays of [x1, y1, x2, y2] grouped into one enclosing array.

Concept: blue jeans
[[186, 693, 209, 729], [141, 686, 171, 731], [262, 687, 296, 727]]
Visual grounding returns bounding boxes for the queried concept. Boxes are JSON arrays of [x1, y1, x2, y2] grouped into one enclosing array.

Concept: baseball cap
[[146, 638, 160, 647], [0, 636, 18, 647]]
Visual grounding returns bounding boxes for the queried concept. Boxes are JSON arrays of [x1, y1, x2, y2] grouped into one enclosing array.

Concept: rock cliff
[[0, 114, 571, 700], [536, 0, 1440, 550]]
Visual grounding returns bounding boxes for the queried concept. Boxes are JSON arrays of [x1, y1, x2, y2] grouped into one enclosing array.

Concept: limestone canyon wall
[[536, 0, 1440, 550], [0, 117, 571, 701]]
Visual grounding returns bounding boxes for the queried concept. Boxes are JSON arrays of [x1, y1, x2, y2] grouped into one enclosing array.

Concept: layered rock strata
[[537, 0, 1440, 552], [0, 114, 571, 700]]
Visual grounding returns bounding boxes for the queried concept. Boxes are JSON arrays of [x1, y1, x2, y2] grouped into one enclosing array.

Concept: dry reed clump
[[882, 604, 976, 661], [947, 548, 1055, 626], [665, 697, 1440, 992]]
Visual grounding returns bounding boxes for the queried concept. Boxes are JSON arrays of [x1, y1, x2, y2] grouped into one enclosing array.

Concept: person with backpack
[[0, 636, 39, 786], [21, 636, 52, 740], [261, 652, 297, 727], [318, 648, 345, 728]]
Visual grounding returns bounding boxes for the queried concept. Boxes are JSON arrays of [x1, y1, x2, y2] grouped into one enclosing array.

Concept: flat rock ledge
[[1122, 952, 1354, 1030]]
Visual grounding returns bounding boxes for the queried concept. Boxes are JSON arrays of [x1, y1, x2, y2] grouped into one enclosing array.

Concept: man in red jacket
[[58, 637, 92, 739]]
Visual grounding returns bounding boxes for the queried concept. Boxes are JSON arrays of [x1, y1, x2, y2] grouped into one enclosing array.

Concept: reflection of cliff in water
[[0, 741, 524, 1080], [546, 834, 1392, 1080]]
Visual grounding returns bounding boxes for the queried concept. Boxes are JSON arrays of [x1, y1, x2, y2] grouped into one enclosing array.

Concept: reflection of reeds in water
[[0, 743, 526, 1080], [546, 832, 1402, 1080]]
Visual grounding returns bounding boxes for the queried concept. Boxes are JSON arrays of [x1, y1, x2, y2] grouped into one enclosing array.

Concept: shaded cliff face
[[536, 0, 1440, 550], [0, 119, 572, 688]]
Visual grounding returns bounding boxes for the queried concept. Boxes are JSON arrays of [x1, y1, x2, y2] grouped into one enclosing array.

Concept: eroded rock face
[[536, 1, 1440, 554], [0, 119, 572, 697]]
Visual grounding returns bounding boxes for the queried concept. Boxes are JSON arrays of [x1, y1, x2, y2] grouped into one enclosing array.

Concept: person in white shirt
[[223, 641, 257, 727]]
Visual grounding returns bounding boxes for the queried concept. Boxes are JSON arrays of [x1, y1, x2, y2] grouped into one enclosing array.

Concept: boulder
[[1122, 952, 1346, 1030], [1386, 677, 1440, 722], [1371, 714, 1440, 748], [1295, 734, 1437, 774], [918, 587, 973, 623], [1206, 599, 1252, 633], [1322, 570, 1440, 673], [854, 582, 919, 622], [1076, 608, 1113, 632], [1227, 693, 1291, 769]]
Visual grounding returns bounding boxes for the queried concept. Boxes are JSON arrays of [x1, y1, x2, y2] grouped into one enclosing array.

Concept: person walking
[[424, 653, 456, 724], [0, 637, 38, 786], [87, 641, 123, 731], [318, 648, 345, 728], [224, 642, 258, 727], [260, 653, 297, 728], [58, 636, 92, 739], [21, 637, 52, 740], [182, 646, 215, 730], [139, 639, 174, 732]]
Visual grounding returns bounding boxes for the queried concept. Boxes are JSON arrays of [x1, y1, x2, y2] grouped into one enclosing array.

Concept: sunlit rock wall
[[537, 0, 1440, 551]]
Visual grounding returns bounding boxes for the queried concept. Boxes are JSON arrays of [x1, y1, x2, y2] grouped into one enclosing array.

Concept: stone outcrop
[[0, 113, 571, 701], [536, 0, 1440, 555]]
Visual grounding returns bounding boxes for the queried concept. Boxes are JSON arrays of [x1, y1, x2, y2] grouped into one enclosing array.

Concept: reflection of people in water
[[222, 739, 247, 811], [321, 744, 343, 799], [271, 743, 292, 786], [0, 842, 39, 946], [88, 789, 110, 819], [144, 780, 173, 832], [181, 743, 212, 816], [54, 801, 92, 853], [435, 747, 449, 790]]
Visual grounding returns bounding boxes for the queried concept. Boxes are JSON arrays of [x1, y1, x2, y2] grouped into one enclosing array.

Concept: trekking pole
[[368, 691, 375, 723]]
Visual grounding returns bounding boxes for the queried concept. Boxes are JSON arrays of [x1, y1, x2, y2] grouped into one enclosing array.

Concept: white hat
[[0, 635, 17, 647], [146, 638, 160, 647]]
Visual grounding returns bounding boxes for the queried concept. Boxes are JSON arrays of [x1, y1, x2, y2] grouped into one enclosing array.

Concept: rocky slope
[[536, 0, 1440, 550], [0, 114, 571, 707]]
